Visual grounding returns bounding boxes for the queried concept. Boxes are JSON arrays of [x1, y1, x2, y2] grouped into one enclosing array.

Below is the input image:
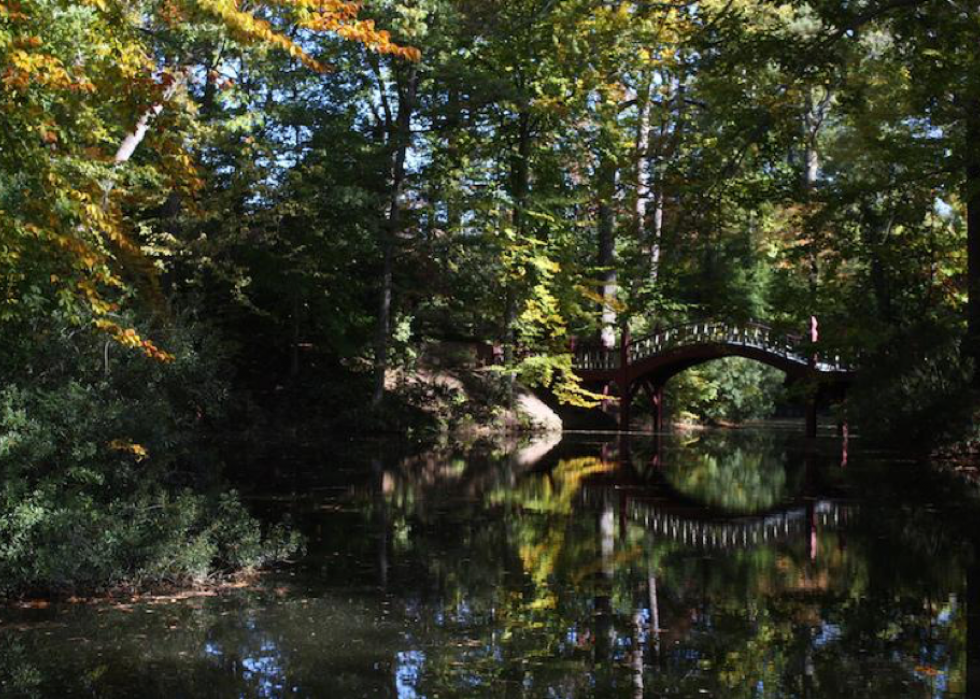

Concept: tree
[[0, 0, 417, 358]]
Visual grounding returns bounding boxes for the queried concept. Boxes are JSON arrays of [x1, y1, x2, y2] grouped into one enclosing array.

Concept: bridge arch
[[572, 321, 855, 436]]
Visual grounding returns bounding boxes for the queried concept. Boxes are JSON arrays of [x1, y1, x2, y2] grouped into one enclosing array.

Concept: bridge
[[572, 320, 856, 437]]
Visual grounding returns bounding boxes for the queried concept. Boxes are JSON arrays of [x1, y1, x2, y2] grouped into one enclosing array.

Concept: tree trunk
[[372, 65, 418, 408], [966, 92, 980, 386], [803, 137, 819, 195], [503, 110, 532, 404], [968, 560, 980, 695], [650, 185, 664, 287], [650, 72, 685, 289], [113, 104, 165, 166], [598, 156, 618, 349], [803, 87, 828, 306], [803, 102, 819, 299], [633, 76, 657, 287], [104, 76, 181, 202]]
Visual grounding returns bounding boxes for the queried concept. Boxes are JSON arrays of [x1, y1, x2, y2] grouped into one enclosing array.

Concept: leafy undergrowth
[[248, 351, 564, 442], [0, 313, 303, 600], [385, 366, 561, 437]]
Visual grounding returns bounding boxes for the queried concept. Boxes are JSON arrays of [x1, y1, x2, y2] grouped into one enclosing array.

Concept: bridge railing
[[572, 344, 621, 371], [572, 320, 853, 373]]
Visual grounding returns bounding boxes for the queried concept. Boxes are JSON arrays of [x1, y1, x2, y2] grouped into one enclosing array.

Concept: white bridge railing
[[573, 321, 852, 374]]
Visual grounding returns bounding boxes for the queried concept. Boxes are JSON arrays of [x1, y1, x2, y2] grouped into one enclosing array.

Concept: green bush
[[667, 357, 787, 424], [848, 319, 977, 449], [0, 312, 302, 597]]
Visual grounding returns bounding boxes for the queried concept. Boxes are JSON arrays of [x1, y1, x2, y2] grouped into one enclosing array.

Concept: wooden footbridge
[[572, 321, 856, 436]]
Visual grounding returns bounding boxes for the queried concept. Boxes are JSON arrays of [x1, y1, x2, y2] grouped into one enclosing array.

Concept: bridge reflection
[[582, 490, 851, 554], [577, 432, 853, 567], [380, 429, 853, 565], [357, 431, 980, 697]]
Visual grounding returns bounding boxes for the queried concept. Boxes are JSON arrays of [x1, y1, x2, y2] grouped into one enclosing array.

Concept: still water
[[2, 429, 980, 697]]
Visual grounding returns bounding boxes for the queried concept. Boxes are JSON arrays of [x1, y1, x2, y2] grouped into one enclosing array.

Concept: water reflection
[[1, 431, 979, 697], [660, 432, 801, 513]]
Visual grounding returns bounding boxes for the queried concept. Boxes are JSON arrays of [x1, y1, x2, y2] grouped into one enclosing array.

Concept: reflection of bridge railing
[[631, 500, 852, 550], [573, 321, 853, 374], [584, 488, 854, 550]]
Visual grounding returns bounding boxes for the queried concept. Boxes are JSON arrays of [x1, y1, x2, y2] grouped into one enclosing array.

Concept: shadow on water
[[2, 429, 980, 697]]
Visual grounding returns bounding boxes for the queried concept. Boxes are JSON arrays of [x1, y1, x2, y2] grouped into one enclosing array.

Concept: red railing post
[[806, 316, 819, 438]]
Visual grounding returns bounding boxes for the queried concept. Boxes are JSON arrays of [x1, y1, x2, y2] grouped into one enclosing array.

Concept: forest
[[1, 0, 978, 595]]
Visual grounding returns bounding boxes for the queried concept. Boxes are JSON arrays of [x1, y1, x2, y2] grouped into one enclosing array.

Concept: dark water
[[3, 429, 980, 697]]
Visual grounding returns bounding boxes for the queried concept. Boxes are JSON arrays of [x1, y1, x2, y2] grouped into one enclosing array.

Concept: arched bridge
[[572, 321, 857, 436]]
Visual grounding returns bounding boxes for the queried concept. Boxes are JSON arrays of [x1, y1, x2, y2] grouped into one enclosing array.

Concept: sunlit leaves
[[0, 0, 418, 360]]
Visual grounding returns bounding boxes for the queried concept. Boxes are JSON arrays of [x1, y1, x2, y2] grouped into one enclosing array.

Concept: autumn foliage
[[0, 0, 418, 359]]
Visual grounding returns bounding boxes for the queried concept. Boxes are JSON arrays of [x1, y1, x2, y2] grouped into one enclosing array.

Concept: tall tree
[[0, 0, 417, 356]]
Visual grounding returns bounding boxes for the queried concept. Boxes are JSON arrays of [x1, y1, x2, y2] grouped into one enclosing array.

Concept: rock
[[515, 390, 563, 433]]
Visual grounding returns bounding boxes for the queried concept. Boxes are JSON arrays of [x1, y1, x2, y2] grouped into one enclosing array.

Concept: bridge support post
[[619, 386, 632, 433], [619, 324, 631, 433], [806, 397, 818, 439], [836, 386, 849, 438], [645, 380, 665, 434]]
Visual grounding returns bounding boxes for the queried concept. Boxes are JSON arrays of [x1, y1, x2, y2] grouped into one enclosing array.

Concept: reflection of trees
[[660, 431, 804, 514], [343, 441, 978, 697], [490, 457, 616, 602], [389, 442, 977, 697], [4, 437, 979, 697], [665, 447, 790, 512]]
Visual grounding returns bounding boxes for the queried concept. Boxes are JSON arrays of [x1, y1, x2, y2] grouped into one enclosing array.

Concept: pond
[[2, 429, 979, 697]]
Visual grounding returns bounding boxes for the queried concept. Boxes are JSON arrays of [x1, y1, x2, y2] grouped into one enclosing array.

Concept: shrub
[[0, 312, 302, 597], [667, 357, 787, 424], [848, 319, 976, 450]]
